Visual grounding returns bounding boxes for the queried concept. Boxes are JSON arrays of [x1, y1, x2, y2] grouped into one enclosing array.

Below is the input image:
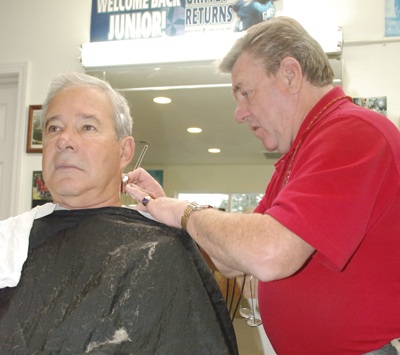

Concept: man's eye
[[83, 125, 96, 131], [47, 125, 60, 133]]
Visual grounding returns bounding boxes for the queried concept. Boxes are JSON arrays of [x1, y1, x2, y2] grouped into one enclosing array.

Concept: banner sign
[[90, 0, 275, 41], [385, 0, 400, 36]]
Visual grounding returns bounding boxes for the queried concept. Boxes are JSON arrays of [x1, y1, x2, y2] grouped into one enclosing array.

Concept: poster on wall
[[385, 0, 400, 36], [90, 0, 276, 41], [353, 96, 387, 117], [32, 171, 53, 208], [148, 170, 164, 186]]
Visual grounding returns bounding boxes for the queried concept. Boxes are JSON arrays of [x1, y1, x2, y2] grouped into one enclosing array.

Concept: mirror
[[86, 58, 342, 169]]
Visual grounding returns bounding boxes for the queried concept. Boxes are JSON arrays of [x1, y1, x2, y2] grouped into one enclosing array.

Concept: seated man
[[0, 72, 238, 354]]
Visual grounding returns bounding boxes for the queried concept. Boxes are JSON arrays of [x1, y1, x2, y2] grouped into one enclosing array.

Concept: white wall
[[285, 0, 400, 123], [0, 0, 91, 214], [1, 0, 399, 213]]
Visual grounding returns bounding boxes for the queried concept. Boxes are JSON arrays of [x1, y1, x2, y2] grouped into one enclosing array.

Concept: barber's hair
[[40, 72, 133, 140], [218, 16, 334, 86]]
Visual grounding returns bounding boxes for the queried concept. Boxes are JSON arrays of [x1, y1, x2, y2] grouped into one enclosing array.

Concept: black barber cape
[[0, 207, 238, 354]]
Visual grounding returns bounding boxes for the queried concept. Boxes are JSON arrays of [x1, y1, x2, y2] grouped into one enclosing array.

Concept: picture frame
[[26, 105, 43, 153], [32, 170, 52, 208]]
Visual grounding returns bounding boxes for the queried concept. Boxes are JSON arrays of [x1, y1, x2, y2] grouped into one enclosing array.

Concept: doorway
[[0, 63, 27, 219]]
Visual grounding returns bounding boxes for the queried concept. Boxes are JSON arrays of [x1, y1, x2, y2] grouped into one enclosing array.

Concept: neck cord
[[281, 95, 351, 188]]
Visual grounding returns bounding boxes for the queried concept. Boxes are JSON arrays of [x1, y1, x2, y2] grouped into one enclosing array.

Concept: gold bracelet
[[181, 202, 213, 231]]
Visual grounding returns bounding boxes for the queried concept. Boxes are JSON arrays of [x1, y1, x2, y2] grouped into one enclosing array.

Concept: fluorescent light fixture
[[208, 148, 221, 154], [153, 96, 171, 104], [187, 127, 202, 133]]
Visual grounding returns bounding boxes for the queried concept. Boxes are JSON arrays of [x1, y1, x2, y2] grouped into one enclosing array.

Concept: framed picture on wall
[[353, 96, 387, 116], [26, 105, 43, 153], [32, 170, 52, 208]]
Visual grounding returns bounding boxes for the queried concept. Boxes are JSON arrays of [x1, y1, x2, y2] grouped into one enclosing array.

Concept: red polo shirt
[[255, 87, 400, 354]]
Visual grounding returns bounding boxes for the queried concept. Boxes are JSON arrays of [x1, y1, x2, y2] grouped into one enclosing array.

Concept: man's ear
[[280, 57, 303, 93], [120, 136, 135, 170]]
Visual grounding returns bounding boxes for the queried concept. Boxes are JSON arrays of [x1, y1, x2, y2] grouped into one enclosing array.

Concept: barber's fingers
[[125, 168, 166, 198], [126, 168, 154, 186], [126, 167, 147, 183], [126, 189, 187, 229], [125, 183, 151, 202]]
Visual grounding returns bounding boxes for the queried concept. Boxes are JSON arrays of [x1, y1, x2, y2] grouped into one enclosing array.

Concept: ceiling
[[86, 58, 342, 169]]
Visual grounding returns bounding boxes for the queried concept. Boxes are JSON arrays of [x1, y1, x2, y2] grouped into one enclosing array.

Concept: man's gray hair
[[40, 72, 133, 140], [218, 16, 334, 87]]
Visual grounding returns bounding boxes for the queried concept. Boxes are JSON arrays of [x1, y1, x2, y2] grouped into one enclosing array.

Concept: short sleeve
[[266, 116, 396, 271]]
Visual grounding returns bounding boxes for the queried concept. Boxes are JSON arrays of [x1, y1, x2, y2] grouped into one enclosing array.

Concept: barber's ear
[[280, 57, 302, 93], [120, 136, 135, 169]]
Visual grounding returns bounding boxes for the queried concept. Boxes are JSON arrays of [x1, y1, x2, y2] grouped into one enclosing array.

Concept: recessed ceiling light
[[187, 127, 202, 133], [208, 148, 221, 154], [153, 97, 171, 104]]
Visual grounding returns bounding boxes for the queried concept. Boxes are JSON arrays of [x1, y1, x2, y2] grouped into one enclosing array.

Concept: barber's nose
[[235, 103, 249, 124]]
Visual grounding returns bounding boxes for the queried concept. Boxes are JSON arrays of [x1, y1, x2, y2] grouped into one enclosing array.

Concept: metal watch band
[[181, 202, 213, 231]]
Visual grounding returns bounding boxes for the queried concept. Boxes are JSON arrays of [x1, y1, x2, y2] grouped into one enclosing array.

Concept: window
[[177, 193, 263, 213]]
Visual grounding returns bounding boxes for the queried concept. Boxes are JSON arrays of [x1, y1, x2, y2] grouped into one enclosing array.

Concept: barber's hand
[[123, 168, 166, 198], [126, 185, 187, 229]]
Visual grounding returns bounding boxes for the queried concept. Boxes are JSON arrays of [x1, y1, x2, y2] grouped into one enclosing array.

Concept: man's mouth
[[55, 163, 81, 171]]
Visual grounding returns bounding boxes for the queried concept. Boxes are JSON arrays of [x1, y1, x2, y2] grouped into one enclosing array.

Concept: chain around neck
[[281, 95, 351, 189]]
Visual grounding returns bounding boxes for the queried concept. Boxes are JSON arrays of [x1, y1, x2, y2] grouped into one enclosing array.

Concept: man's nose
[[56, 130, 76, 151]]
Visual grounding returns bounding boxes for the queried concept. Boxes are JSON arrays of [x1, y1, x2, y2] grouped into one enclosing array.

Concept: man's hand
[[124, 168, 166, 199]]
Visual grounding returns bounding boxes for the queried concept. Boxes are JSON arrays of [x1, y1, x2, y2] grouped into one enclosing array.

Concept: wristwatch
[[181, 202, 213, 231]]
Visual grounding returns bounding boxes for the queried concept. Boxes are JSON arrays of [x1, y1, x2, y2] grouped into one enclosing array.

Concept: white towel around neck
[[0, 203, 56, 289]]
